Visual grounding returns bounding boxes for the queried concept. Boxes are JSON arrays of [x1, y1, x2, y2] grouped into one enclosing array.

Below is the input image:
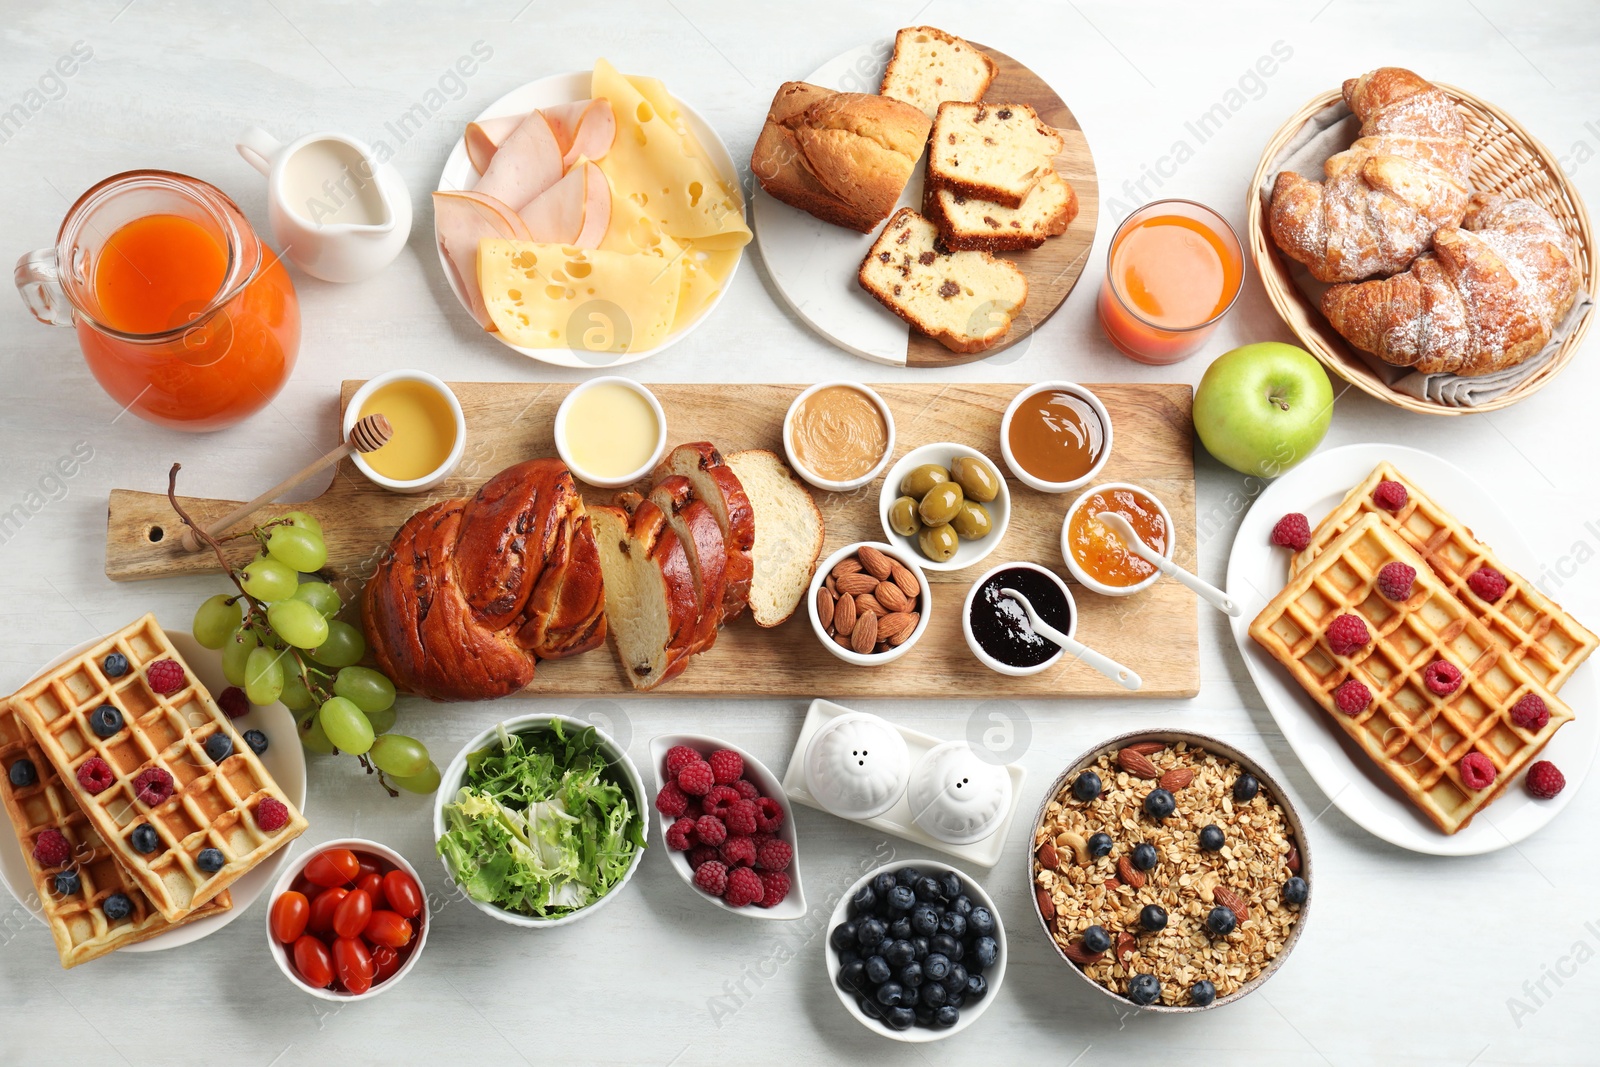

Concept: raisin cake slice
[[926, 101, 1064, 208], [924, 168, 1078, 251], [879, 26, 997, 120], [857, 208, 1028, 353]]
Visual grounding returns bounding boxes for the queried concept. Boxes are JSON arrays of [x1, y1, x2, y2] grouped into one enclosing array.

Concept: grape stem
[[361, 755, 400, 798], [168, 464, 400, 798]]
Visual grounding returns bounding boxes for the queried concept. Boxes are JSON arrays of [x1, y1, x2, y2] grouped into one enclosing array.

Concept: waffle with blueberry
[[1290, 461, 1596, 691], [1253, 516, 1574, 834], [0, 702, 230, 967], [5, 614, 306, 921]]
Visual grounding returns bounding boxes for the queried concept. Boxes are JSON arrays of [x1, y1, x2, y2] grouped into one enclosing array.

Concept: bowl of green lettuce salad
[[433, 715, 648, 927]]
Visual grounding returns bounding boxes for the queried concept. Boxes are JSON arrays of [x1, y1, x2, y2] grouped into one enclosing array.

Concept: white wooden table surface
[[2, 2, 1597, 1064]]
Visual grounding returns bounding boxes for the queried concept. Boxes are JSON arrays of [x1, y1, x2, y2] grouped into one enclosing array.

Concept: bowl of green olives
[[878, 443, 1010, 572]]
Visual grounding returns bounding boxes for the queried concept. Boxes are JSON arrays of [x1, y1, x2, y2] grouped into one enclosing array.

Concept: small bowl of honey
[[555, 377, 668, 490], [345, 370, 466, 494], [1000, 383, 1112, 494], [783, 381, 895, 493], [1061, 482, 1174, 597]]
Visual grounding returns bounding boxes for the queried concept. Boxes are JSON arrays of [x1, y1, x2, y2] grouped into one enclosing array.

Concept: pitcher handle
[[236, 126, 283, 176], [14, 247, 73, 327]]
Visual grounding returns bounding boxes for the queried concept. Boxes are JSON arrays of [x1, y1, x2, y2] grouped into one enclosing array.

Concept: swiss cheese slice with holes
[[592, 59, 751, 250], [478, 239, 682, 353], [674, 244, 739, 332], [599, 190, 726, 334]]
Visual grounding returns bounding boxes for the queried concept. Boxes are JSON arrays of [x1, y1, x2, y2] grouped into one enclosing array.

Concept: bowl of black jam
[[962, 563, 1076, 676]]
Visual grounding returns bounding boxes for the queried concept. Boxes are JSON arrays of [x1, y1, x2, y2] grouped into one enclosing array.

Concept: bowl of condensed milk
[[555, 377, 668, 489], [782, 381, 895, 493]]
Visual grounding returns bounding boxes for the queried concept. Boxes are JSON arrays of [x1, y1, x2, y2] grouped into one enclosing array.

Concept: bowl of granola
[[1028, 731, 1311, 1011]]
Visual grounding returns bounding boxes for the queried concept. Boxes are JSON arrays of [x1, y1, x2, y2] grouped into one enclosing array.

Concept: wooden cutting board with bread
[[105, 381, 1198, 699]]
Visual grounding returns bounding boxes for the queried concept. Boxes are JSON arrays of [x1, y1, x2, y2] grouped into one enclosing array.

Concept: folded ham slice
[[473, 110, 563, 210], [464, 114, 523, 174], [518, 161, 612, 248], [463, 102, 616, 177], [432, 190, 532, 328]]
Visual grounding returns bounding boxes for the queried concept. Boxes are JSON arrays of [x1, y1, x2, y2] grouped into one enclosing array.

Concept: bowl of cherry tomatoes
[[266, 838, 429, 1001]]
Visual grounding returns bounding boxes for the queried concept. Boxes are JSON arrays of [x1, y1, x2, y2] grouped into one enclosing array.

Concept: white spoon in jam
[[1094, 511, 1241, 617], [998, 588, 1142, 691]]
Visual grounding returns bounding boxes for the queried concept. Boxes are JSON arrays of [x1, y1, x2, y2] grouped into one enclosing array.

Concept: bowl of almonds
[[808, 542, 931, 666], [1029, 731, 1312, 1012]]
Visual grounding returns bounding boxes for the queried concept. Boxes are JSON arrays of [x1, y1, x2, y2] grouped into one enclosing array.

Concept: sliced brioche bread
[[879, 26, 997, 121], [924, 168, 1078, 251], [857, 208, 1028, 353], [724, 449, 823, 628], [658, 443, 755, 621], [590, 502, 699, 690], [643, 476, 727, 656], [926, 101, 1063, 208]]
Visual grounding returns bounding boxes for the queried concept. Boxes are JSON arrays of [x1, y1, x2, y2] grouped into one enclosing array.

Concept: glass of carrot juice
[[15, 170, 300, 432], [1096, 199, 1244, 365]]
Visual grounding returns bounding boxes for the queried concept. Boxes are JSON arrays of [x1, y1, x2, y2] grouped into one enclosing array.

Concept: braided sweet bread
[[362, 458, 607, 701]]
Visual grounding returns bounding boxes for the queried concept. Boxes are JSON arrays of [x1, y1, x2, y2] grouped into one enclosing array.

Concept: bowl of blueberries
[[825, 859, 1005, 1041]]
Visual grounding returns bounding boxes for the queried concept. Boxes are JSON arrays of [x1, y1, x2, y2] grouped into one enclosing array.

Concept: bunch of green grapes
[[192, 510, 439, 795]]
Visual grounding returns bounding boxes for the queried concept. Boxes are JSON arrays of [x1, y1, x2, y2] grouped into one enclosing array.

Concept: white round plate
[[434, 70, 744, 368], [1226, 443, 1596, 855], [0, 629, 308, 949]]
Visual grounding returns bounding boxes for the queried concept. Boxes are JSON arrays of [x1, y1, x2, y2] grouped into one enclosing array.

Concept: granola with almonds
[[1033, 741, 1304, 1007]]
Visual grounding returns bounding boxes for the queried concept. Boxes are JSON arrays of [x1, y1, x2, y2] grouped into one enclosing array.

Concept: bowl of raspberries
[[650, 734, 805, 920], [825, 860, 1005, 1041]]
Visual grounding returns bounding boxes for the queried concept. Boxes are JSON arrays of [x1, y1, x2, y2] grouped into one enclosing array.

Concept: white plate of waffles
[[1226, 443, 1597, 855], [0, 627, 307, 952]]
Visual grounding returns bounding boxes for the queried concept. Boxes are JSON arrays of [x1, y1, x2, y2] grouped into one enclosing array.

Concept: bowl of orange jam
[[1061, 483, 1174, 597]]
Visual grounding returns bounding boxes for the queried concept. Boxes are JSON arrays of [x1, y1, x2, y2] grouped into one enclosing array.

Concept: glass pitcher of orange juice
[[15, 170, 300, 432]]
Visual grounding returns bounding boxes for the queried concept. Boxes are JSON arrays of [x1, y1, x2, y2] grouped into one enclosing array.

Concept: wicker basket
[[1247, 84, 1595, 415]]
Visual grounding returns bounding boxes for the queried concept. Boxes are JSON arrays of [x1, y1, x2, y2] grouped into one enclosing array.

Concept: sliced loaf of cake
[[857, 208, 1028, 353], [724, 449, 823, 628], [926, 101, 1063, 208], [924, 168, 1078, 251], [658, 442, 755, 621], [879, 26, 997, 120], [590, 501, 699, 690]]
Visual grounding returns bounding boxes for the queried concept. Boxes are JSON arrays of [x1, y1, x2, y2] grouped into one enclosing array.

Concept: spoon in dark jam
[[999, 588, 1142, 690]]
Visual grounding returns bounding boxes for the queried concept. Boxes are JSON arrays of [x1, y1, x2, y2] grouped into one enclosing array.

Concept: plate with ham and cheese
[[434, 59, 751, 368]]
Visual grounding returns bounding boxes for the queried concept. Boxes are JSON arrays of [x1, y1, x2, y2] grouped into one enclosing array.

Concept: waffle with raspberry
[[1291, 461, 1596, 691], [0, 702, 231, 967], [5, 615, 306, 921], [1254, 516, 1574, 834]]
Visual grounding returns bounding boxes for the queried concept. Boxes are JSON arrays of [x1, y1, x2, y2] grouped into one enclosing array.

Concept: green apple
[[1193, 342, 1334, 478]]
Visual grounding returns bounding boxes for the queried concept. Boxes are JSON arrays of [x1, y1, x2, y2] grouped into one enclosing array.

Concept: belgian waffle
[[1253, 515, 1574, 834], [1292, 462, 1597, 691], [0, 703, 230, 967], [6, 615, 306, 921]]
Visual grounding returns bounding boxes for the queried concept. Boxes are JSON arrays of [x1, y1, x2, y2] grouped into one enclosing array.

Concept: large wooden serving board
[[752, 41, 1099, 368], [106, 382, 1197, 698]]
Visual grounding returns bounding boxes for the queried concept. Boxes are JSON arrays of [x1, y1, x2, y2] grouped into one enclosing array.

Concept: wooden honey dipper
[[179, 413, 393, 552]]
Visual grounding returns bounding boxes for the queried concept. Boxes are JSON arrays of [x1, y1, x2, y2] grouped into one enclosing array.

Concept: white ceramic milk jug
[[236, 126, 412, 283]]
